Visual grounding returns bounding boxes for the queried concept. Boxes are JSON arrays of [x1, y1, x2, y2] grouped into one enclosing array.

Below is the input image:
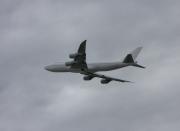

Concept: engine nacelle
[[101, 79, 112, 84], [69, 53, 80, 59], [65, 61, 77, 66], [83, 75, 94, 81]]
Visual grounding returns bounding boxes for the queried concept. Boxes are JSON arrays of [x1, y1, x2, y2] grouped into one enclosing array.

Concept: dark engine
[[101, 79, 112, 84], [65, 61, 77, 66], [69, 53, 81, 59], [83, 75, 94, 81]]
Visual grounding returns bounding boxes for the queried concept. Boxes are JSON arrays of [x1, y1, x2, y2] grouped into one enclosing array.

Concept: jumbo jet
[[45, 40, 145, 84]]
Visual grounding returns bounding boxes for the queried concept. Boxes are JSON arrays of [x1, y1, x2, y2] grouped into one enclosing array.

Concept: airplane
[[45, 40, 145, 84]]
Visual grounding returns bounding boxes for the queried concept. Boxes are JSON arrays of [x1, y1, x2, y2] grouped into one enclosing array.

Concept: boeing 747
[[45, 40, 145, 84]]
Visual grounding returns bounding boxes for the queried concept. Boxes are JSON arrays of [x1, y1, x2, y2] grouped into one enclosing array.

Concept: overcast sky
[[0, 0, 180, 131]]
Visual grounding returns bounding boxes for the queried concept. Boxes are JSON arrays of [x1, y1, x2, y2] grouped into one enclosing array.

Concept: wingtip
[[80, 40, 87, 46], [126, 81, 134, 83], [135, 46, 143, 50], [137, 46, 143, 52]]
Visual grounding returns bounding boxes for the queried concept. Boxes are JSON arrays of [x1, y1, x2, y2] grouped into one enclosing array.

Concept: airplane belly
[[68, 68, 82, 73], [97, 65, 119, 71], [55, 67, 70, 72], [88, 65, 114, 72], [88, 63, 127, 72], [45, 64, 70, 72]]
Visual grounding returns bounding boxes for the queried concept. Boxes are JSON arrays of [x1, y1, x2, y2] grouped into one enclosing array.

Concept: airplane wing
[[75, 40, 86, 63], [84, 71, 132, 84], [66, 40, 87, 69]]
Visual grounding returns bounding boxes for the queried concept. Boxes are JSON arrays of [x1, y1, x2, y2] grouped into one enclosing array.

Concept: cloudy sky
[[1, 0, 180, 131]]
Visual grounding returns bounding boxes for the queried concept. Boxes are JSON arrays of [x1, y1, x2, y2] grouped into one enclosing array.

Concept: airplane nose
[[44, 65, 52, 71]]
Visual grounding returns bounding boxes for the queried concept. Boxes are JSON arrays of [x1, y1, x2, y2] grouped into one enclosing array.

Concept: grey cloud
[[0, 0, 180, 131]]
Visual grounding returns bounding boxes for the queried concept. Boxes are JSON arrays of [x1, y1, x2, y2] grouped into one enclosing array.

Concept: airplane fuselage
[[45, 62, 131, 73]]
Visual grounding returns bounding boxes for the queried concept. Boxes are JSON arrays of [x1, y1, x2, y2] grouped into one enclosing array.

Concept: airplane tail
[[123, 47, 145, 68]]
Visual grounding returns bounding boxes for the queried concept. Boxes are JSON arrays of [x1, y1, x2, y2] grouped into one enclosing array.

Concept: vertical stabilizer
[[123, 47, 145, 68], [123, 47, 143, 63], [131, 47, 143, 60]]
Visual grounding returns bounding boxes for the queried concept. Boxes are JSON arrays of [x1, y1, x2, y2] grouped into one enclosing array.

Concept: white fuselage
[[45, 62, 131, 73]]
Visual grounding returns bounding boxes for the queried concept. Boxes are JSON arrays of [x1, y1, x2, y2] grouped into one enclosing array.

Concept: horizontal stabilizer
[[132, 63, 146, 69]]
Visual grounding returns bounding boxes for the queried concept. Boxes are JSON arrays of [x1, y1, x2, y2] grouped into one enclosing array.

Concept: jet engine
[[69, 53, 81, 59], [65, 61, 77, 66], [101, 79, 112, 84], [83, 75, 94, 81]]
